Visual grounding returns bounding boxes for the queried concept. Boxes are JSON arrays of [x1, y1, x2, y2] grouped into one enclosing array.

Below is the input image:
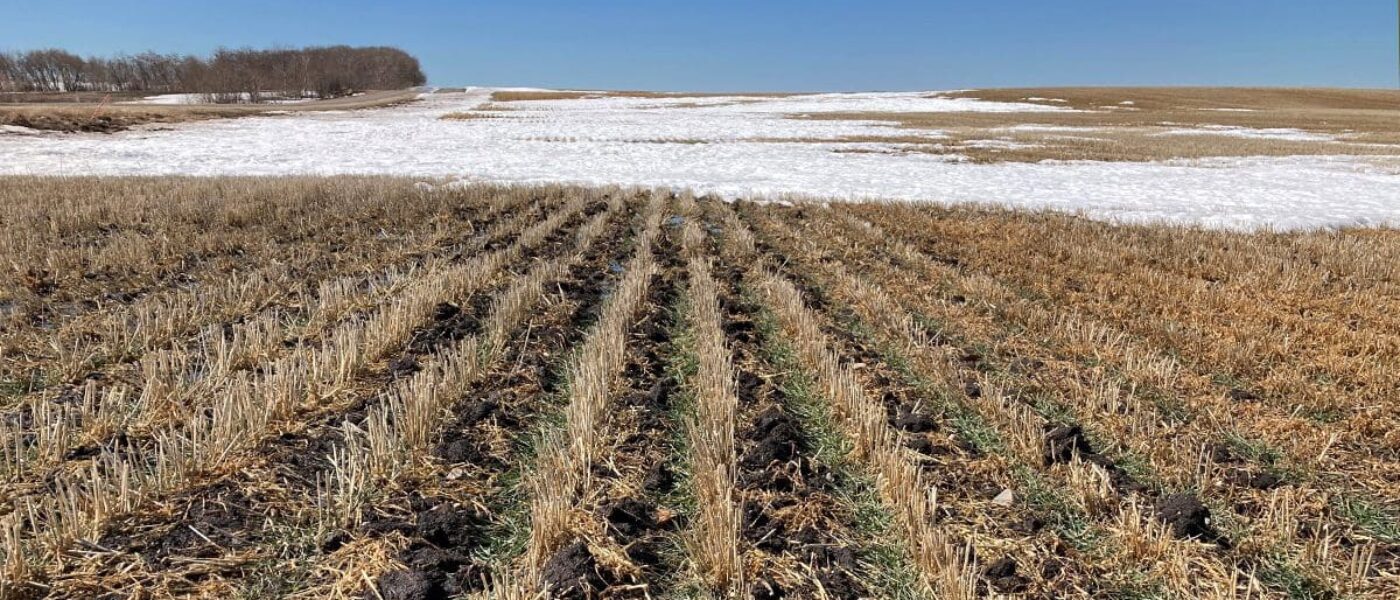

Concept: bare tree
[[0, 45, 425, 100]]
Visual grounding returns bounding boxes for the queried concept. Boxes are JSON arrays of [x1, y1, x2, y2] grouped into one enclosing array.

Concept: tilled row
[[700, 207, 877, 599], [0, 195, 556, 496], [1, 180, 537, 386], [338, 195, 639, 600], [500, 193, 667, 598], [0, 192, 600, 595], [30, 194, 628, 599], [761, 202, 1393, 597]]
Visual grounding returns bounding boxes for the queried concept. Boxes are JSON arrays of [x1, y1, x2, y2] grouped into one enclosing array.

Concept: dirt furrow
[[850, 203, 1398, 439], [0, 194, 601, 594], [705, 238, 882, 597], [487, 193, 666, 598], [0, 196, 560, 507], [780, 204, 1390, 597], [30, 195, 628, 599]]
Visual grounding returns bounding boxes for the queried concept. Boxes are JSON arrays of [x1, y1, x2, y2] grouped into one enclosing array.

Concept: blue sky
[[5, 0, 1396, 90]]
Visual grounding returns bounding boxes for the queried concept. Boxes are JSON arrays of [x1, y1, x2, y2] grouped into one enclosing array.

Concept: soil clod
[[1043, 424, 1094, 465], [601, 498, 659, 537], [541, 541, 610, 600], [1155, 493, 1218, 540], [894, 405, 937, 432], [741, 407, 803, 470], [985, 556, 1032, 593], [373, 569, 448, 600]]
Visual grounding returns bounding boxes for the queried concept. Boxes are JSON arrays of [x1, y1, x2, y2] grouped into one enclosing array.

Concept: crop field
[[0, 177, 1394, 599], [6, 87, 1399, 231], [0, 90, 421, 133]]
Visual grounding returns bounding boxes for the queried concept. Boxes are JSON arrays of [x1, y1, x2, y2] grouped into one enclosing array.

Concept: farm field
[[0, 177, 1396, 599], [0, 90, 422, 133], [3, 88, 1400, 229]]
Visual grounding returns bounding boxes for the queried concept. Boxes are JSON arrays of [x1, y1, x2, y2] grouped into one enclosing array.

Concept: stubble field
[[0, 178, 1396, 599]]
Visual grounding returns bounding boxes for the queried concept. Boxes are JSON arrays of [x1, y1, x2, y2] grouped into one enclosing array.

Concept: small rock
[[992, 489, 1015, 506]]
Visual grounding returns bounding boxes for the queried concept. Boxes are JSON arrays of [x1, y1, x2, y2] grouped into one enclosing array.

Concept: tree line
[[0, 46, 426, 102]]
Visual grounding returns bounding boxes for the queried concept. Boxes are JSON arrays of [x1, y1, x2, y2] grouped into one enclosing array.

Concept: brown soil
[[7, 180, 1396, 599], [536, 214, 684, 599], [370, 205, 633, 599]]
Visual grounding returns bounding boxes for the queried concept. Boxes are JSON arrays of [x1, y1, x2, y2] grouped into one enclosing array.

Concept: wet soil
[[371, 203, 631, 599], [536, 212, 682, 599], [700, 212, 870, 599], [52, 206, 606, 598], [739, 201, 1106, 596]]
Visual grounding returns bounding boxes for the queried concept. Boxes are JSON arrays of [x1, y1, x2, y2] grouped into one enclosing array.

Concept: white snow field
[[123, 92, 320, 105], [2, 88, 1398, 230]]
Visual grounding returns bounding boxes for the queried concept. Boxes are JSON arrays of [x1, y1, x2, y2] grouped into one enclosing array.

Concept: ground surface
[[1, 87, 1397, 229], [0, 178, 1396, 599], [0, 90, 420, 133]]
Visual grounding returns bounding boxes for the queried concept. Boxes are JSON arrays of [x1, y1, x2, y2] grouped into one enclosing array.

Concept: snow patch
[[0, 88, 1395, 231], [994, 124, 1107, 134], [0, 124, 42, 136], [124, 92, 317, 105], [1154, 125, 1336, 142], [961, 139, 1040, 150]]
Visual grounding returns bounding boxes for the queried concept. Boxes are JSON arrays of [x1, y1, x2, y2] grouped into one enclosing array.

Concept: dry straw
[[508, 193, 665, 596], [677, 198, 743, 595], [0, 191, 593, 584]]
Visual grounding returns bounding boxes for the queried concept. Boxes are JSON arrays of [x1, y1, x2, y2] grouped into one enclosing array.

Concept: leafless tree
[[0, 45, 425, 100]]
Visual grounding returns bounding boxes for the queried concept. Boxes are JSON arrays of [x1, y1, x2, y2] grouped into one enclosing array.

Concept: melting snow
[[124, 93, 317, 105], [1154, 125, 1337, 142], [1, 88, 1396, 230], [0, 124, 42, 136]]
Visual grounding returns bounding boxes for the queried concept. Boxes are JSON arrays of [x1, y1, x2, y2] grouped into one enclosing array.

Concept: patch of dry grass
[[798, 87, 1400, 162], [2, 177, 1396, 598], [0, 90, 420, 132]]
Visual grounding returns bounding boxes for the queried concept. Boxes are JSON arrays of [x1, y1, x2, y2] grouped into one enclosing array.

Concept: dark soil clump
[[740, 406, 803, 472], [985, 556, 1032, 593], [373, 569, 448, 600], [893, 405, 937, 433], [1043, 424, 1095, 465], [1042, 424, 1148, 493], [542, 541, 610, 600], [1155, 494, 1219, 541]]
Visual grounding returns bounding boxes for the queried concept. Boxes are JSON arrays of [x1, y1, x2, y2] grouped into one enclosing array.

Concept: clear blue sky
[[6, 0, 1397, 91]]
